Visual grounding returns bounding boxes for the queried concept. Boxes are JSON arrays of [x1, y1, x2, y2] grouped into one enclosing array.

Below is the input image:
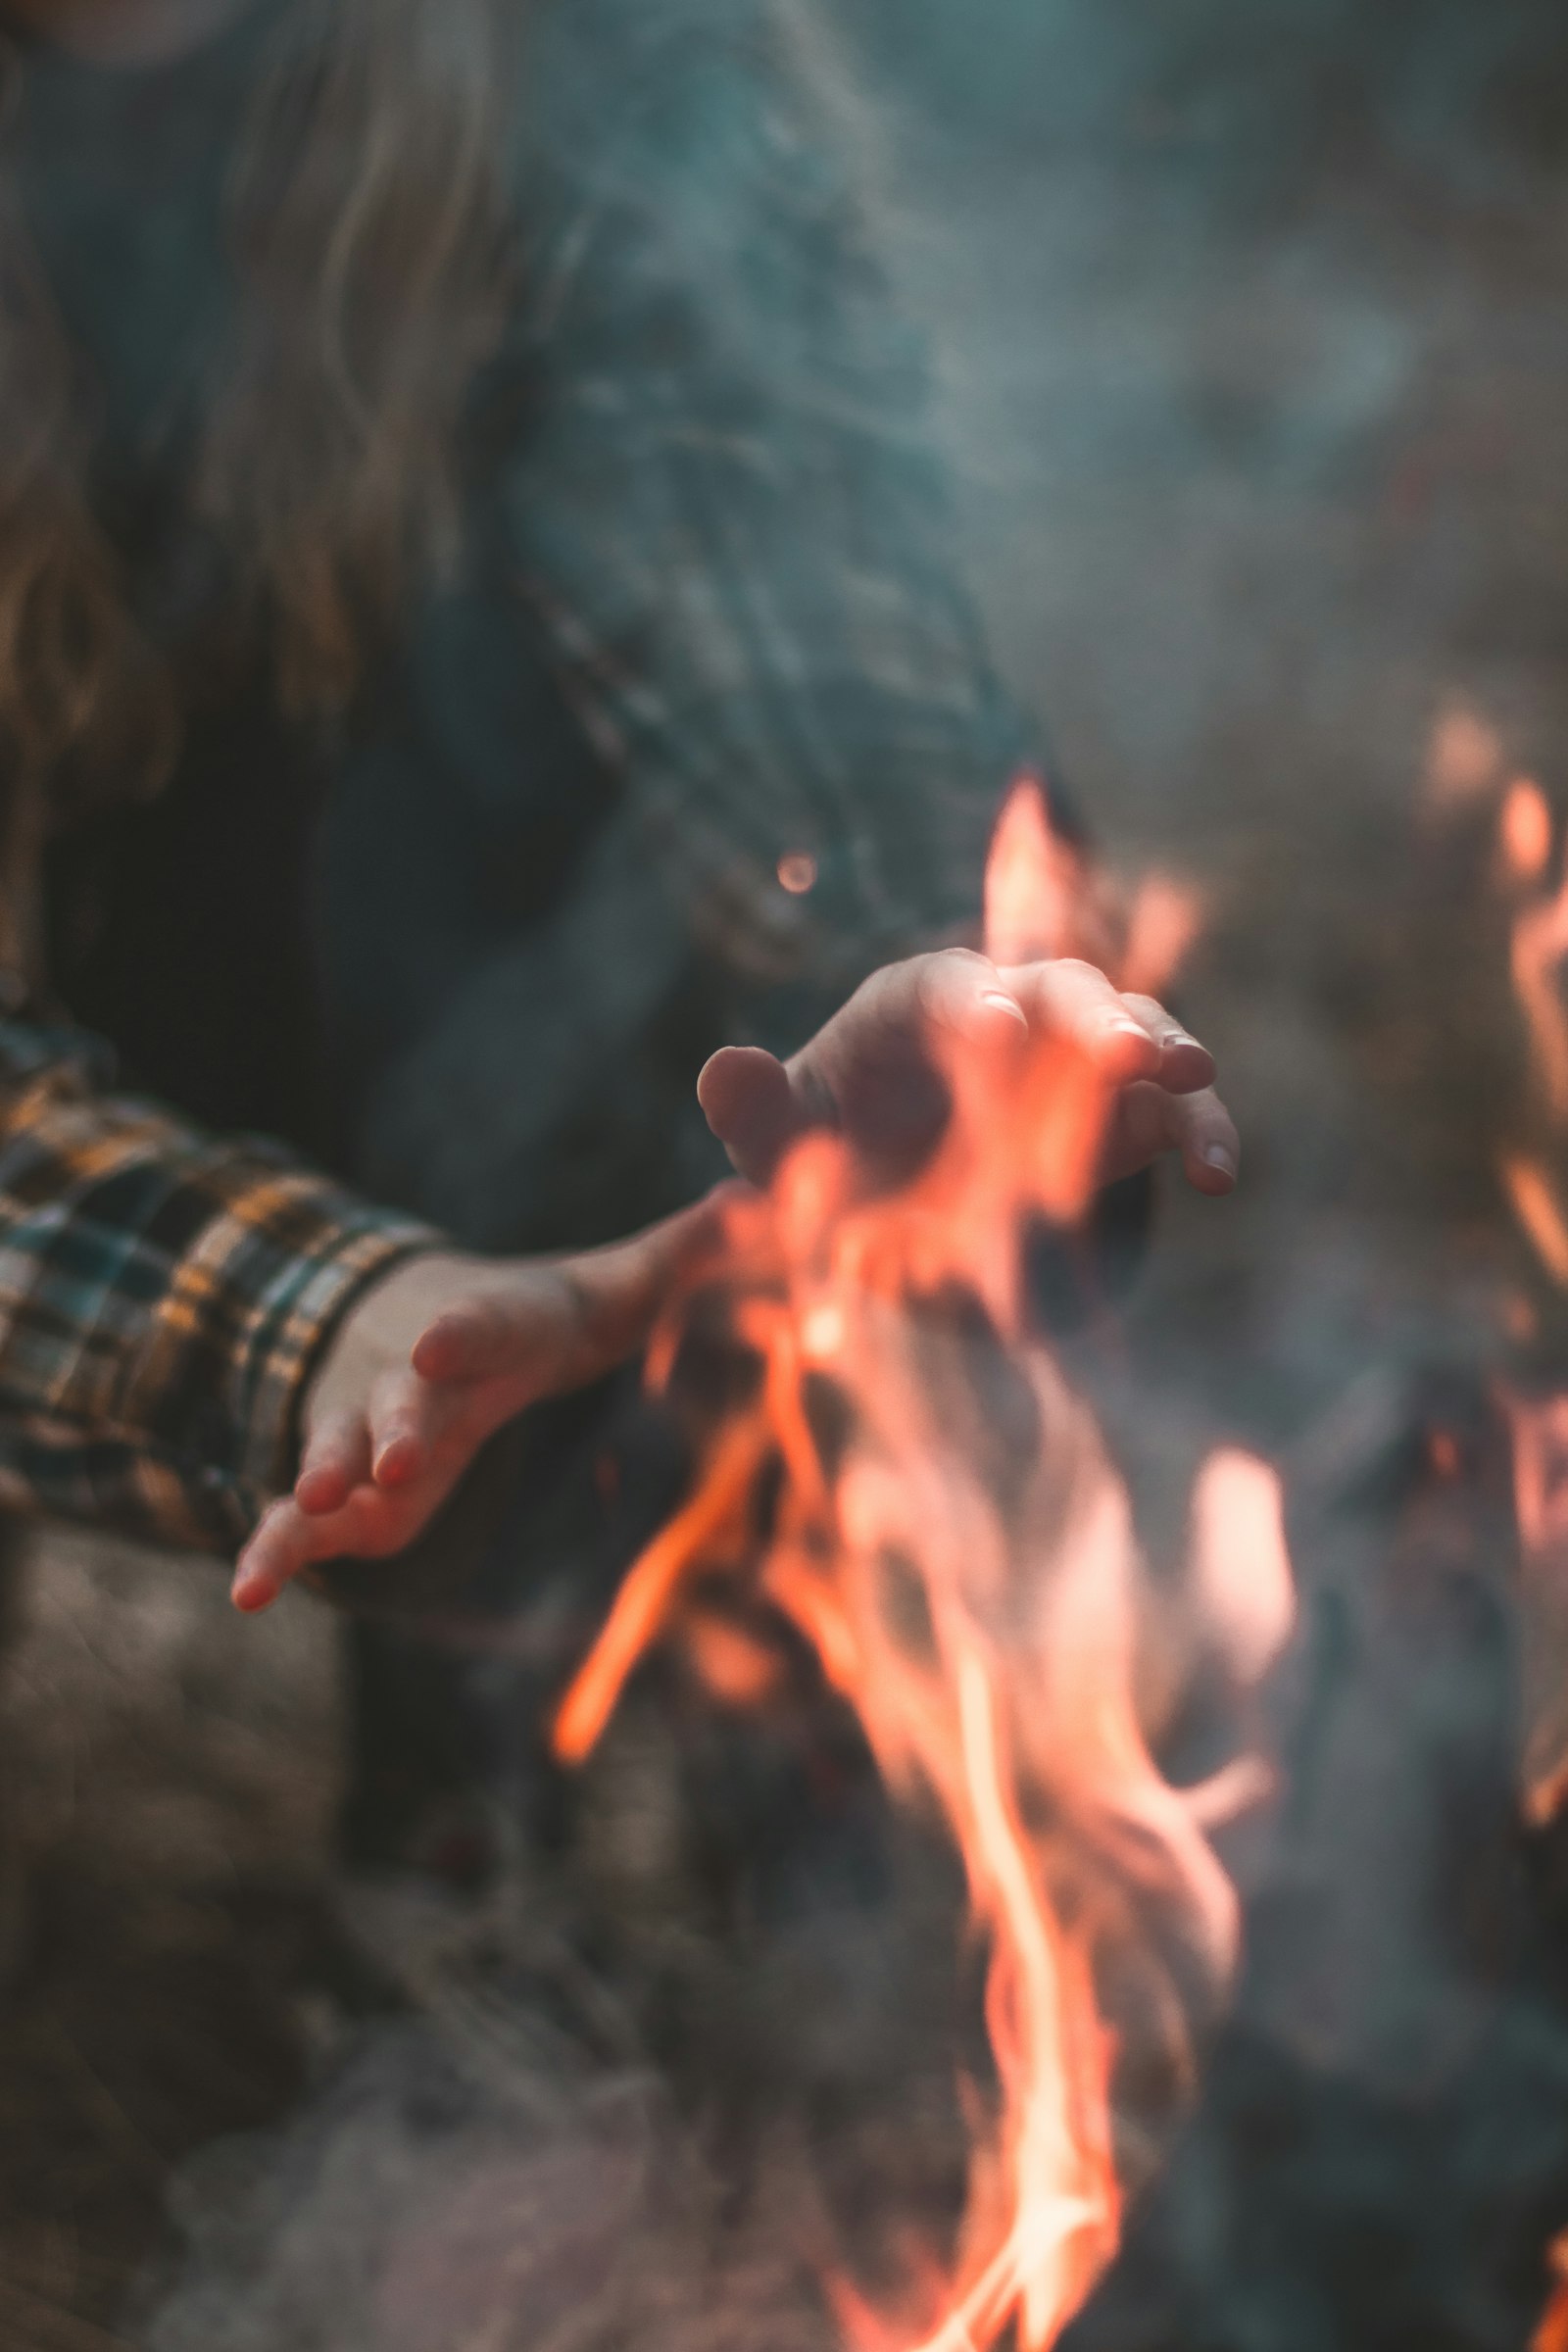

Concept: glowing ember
[[554, 780, 1279, 2351]]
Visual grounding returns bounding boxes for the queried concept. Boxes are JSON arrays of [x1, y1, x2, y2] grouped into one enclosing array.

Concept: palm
[[231, 1205, 721, 1610]]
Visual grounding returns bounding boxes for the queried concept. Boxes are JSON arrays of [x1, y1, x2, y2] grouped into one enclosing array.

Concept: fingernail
[[1202, 1145, 1237, 1181], [1109, 1018, 1153, 1052], [979, 989, 1028, 1027]]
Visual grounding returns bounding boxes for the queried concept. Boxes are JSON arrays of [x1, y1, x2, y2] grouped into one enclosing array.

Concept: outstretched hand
[[696, 949, 1237, 1197], [230, 1200, 721, 1612], [232, 953, 1233, 1608]]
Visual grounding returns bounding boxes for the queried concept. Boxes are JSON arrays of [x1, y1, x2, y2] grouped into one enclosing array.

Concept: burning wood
[[552, 783, 1292, 2352]]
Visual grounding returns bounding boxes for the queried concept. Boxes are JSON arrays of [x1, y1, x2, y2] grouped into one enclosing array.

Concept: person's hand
[[696, 950, 1237, 1196], [230, 1200, 721, 1612]]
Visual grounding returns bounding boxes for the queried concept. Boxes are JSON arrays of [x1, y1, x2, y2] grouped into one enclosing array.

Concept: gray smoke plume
[[142, 2020, 825, 2352]]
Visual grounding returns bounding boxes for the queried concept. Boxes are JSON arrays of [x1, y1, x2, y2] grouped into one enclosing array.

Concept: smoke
[[808, 0, 1568, 1414], [134, 1690, 989, 2351], [140, 2017, 827, 2352], [137, 4, 1568, 2348], [835, 17, 1568, 2326]]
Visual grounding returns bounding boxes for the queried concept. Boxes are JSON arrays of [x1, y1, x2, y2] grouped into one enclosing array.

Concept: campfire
[[140, 761, 1568, 2352], [552, 782, 1295, 2352]]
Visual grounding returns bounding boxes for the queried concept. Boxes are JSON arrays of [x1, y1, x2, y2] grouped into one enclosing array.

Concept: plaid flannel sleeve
[[0, 1018, 438, 1555]]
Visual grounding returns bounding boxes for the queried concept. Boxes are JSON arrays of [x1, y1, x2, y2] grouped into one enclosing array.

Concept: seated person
[[0, 949, 1234, 1608], [0, 0, 1232, 1868]]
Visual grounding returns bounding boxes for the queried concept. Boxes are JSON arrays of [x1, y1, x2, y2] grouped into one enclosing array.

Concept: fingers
[[1002, 959, 1164, 1084], [908, 950, 1029, 1044], [915, 953, 1217, 1101], [231, 1480, 431, 1612], [1114, 993, 1216, 1096], [236, 1379, 480, 1611], [232, 1492, 364, 1612], [294, 1409, 371, 1515], [363, 1370, 442, 1490], [298, 1382, 439, 1517], [911, 948, 1216, 1098], [1173, 1089, 1240, 1193], [929, 953, 1214, 1098], [1103, 1081, 1240, 1195], [1163, 1085, 1240, 1192], [261, 1372, 477, 1614], [231, 1498, 300, 1611], [697, 1046, 801, 1188], [699, 949, 1225, 1198]]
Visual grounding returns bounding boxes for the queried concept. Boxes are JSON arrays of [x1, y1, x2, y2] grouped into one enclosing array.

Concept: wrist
[[304, 1249, 477, 1425]]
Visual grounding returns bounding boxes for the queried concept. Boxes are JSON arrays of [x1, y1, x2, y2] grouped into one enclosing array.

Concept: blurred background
[[6, 1, 1568, 2342]]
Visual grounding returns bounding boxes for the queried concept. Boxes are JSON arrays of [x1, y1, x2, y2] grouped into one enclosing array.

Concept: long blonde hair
[[0, 0, 517, 821]]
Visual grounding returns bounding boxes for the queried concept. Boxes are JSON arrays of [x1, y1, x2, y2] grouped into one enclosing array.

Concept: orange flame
[[1513, 895, 1568, 1123], [1501, 1386, 1568, 1828], [553, 780, 1272, 2352], [1536, 2234, 1568, 2352], [1501, 779, 1553, 884], [984, 776, 1084, 967], [681, 1608, 788, 1709], [1493, 763, 1568, 1816], [1502, 1156, 1568, 1288], [1492, 756, 1568, 1842], [1187, 1449, 1296, 1693]]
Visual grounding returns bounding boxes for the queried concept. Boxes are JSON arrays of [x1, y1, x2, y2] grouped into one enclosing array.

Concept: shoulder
[[515, 0, 849, 225], [526, 0, 787, 110], [500, 0, 919, 409]]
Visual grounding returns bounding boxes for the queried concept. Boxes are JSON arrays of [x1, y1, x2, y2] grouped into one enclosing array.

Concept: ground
[[0, 1539, 340, 2345]]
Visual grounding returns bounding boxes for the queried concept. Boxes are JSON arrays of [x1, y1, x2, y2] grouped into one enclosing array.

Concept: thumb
[[697, 1045, 804, 1186]]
